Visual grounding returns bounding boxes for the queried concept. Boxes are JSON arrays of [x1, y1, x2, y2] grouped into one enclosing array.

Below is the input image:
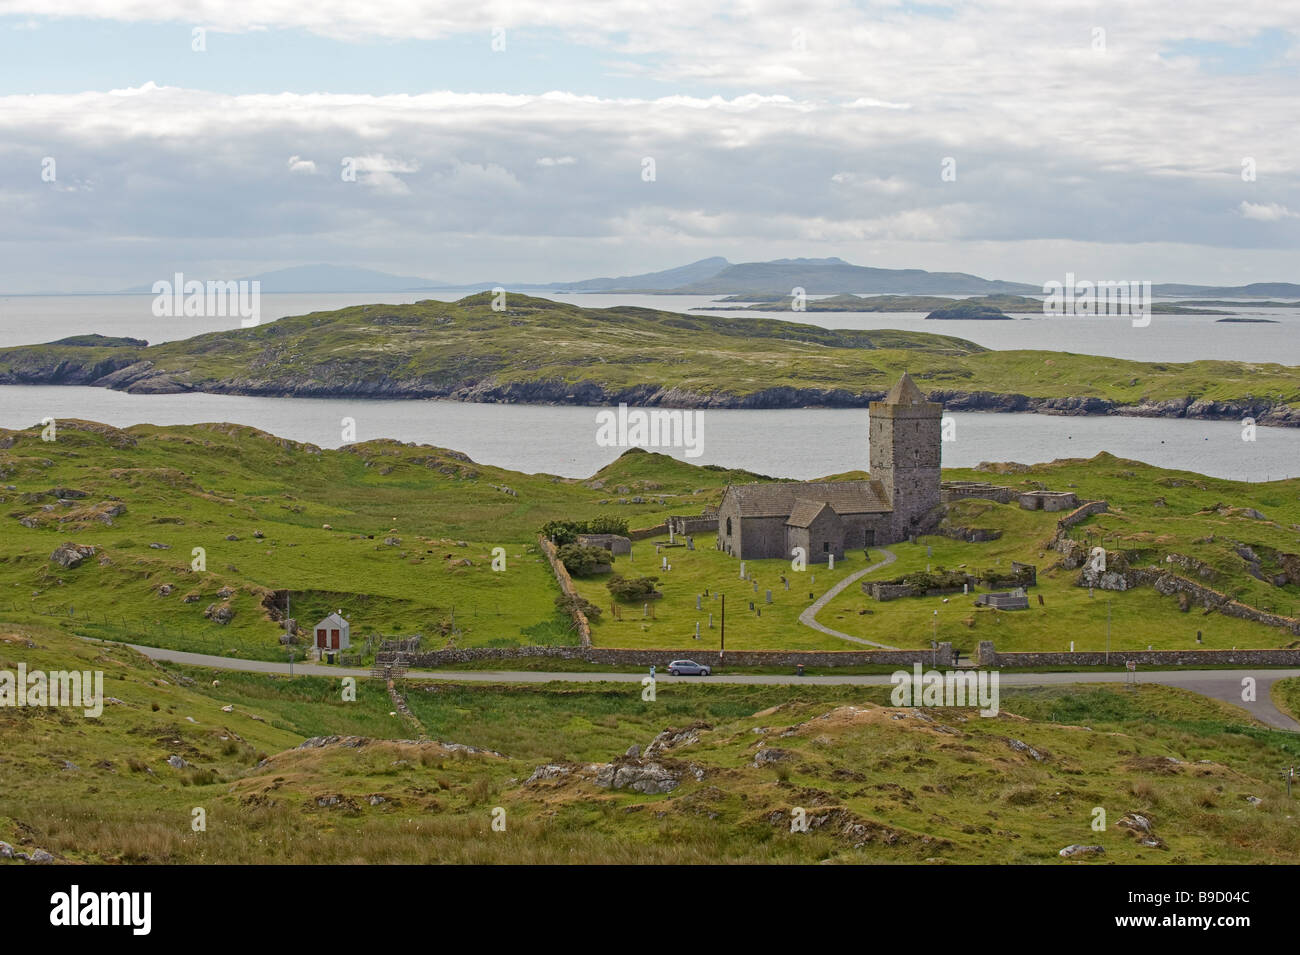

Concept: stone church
[[716, 373, 942, 563]]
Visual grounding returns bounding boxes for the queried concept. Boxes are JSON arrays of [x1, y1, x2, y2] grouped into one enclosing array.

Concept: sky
[[0, 1, 1297, 293]]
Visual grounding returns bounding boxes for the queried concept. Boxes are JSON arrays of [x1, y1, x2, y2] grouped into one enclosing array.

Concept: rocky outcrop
[[50, 541, 95, 568], [594, 760, 681, 794]]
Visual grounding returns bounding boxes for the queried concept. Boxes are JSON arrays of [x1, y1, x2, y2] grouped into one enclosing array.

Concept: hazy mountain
[[671, 258, 1040, 295], [538, 256, 731, 291], [1151, 282, 1300, 298], [123, 264, 442, 294]]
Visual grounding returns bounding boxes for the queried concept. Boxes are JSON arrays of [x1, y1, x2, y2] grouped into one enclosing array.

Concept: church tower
[[869, 373, 943, 540]]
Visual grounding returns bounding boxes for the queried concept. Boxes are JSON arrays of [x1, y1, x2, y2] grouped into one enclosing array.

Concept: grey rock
[[752, 746, 794, 767], [1058, 844, 1105, 859], [525, 764, 572, 785], [50, 541, 95, 568], [166, 754, 189, 769], [594, 761, 680, 794]]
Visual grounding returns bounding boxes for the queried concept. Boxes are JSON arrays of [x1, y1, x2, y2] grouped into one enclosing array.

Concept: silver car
[[667, 659, 711, 676]]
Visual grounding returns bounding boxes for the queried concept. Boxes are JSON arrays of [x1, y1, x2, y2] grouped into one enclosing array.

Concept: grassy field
[[1, 419, 1296, 661], [1, 293, 1297, 410], [3, 623, 1300, 864]]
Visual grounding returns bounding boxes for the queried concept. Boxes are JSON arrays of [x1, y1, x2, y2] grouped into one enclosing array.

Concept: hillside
[[3, 623, 1299, 864], [1, 421, 1297, 663], [0, 294, 1297, 424]]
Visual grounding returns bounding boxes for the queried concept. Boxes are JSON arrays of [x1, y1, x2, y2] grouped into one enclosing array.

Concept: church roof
[[785, 499, 832, 528], [724, 480, 892, 519]]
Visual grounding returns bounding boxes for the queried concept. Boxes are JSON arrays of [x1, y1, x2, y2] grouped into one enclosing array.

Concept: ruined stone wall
[[977, 639, 1300, 668], [538, 536, 592, 646]]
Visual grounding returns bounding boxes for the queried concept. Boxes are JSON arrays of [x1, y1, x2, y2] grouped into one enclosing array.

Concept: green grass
[[2, 293, 1297, 409], [1, 420, 1296, 660], [5, 624, 1300, 864]]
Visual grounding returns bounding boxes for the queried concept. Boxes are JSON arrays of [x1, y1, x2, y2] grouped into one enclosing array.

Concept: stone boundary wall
[[670, 517, 720, 536], [628, 522, 668, 541], [977, 640, 1300, 668], [1054, 499, 1109, 537], [380, 641, 955, 669], [1128, 567, 1300, 635], [941, 483, 1017, 505], [538, 536, 592, 647]]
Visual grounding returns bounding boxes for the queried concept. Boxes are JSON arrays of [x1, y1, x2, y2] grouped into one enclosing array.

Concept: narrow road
[[113, 641, 1300, 731], [798, 547, 898, 648]]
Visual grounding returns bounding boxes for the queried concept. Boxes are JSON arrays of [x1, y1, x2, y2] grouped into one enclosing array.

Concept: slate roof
[[785, 499, 831, 528], [724, 480, 892, 519]]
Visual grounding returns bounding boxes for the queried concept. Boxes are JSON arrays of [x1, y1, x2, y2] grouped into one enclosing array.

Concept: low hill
[[3, 622, 1299, 864], [0, 294, 1296, 424]]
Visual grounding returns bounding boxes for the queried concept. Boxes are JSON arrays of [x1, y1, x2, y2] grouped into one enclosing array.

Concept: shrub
[[557, 543, 612, 577], [607, 574, 662, 602], [555, 593, 602, 622]]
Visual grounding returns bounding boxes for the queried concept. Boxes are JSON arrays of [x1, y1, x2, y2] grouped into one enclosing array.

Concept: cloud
[[537, 156, 577, 166], [1238, 201, 1299, 221], [287, 155, 317, 174]]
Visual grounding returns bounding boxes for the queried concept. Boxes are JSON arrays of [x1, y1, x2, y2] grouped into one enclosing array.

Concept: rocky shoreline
[[2, 354, 1296, 427]]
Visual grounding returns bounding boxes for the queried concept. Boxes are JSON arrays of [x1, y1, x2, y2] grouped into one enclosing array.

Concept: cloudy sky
[[1, 1, 1297, 292]]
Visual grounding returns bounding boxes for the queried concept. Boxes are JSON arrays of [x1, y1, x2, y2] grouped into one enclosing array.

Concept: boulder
[[594, 761, 680, 794], [1058, 844, 1105, 859], [166, 754, 189, 769], [204, 603, 234, 625], [752, 746, 794, 767], [50, 541, 95, 568]]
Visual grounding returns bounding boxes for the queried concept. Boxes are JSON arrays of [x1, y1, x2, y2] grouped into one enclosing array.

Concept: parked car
[[667, 659, 711, 676]]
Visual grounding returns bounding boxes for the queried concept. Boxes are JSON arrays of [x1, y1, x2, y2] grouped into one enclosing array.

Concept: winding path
[[797, 547, 898, 648]]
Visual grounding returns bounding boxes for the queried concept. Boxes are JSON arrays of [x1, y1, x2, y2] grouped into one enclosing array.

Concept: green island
[[0, 294, 1295, 424], [698, 292, 1230, 316]]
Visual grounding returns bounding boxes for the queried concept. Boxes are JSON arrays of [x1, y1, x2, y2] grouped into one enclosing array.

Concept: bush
[[607, 574, 662, 602], [586, 515, 629, 536], [541, 515, 629, 544], [541, 520, 586, 546], [555, 593, 603, 622], [557, 543, 612, 577]]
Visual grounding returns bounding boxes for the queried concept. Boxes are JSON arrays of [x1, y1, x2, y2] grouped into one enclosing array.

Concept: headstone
[[709, 613, 713, 629], [927, 545, 933, 558], [662, 556, 668, 570], [643, 603, 649, 618], [695, 622, 700, 640], [669, 527, 675, 544], [696, 594, 702, 610], [740, 561, 746, 580], [1070, 641, 1074, 652], [687, 538, 694, 551], [963, 583, 968, 595], [765, 589, 772, 604], [828, 554, 835, 571], [748, 601, 754, 611], [784, 578, 790, 591], [752, 580, 758, 593]]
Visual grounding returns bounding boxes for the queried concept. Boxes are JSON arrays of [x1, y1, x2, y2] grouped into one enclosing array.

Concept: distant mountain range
[[117, 258, 1300, 299]]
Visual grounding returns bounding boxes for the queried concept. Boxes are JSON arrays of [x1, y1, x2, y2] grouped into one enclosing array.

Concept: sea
[[0, 291, 1296, 481]]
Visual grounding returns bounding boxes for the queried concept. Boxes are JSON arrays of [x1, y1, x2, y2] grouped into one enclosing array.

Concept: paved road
[[113, 641, 1300, 731], [798, 547, 898, 648]]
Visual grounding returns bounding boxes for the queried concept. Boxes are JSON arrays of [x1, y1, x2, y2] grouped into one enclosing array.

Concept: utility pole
[[1105, 596, 1111, 665], [719, 594, 725, 669]]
